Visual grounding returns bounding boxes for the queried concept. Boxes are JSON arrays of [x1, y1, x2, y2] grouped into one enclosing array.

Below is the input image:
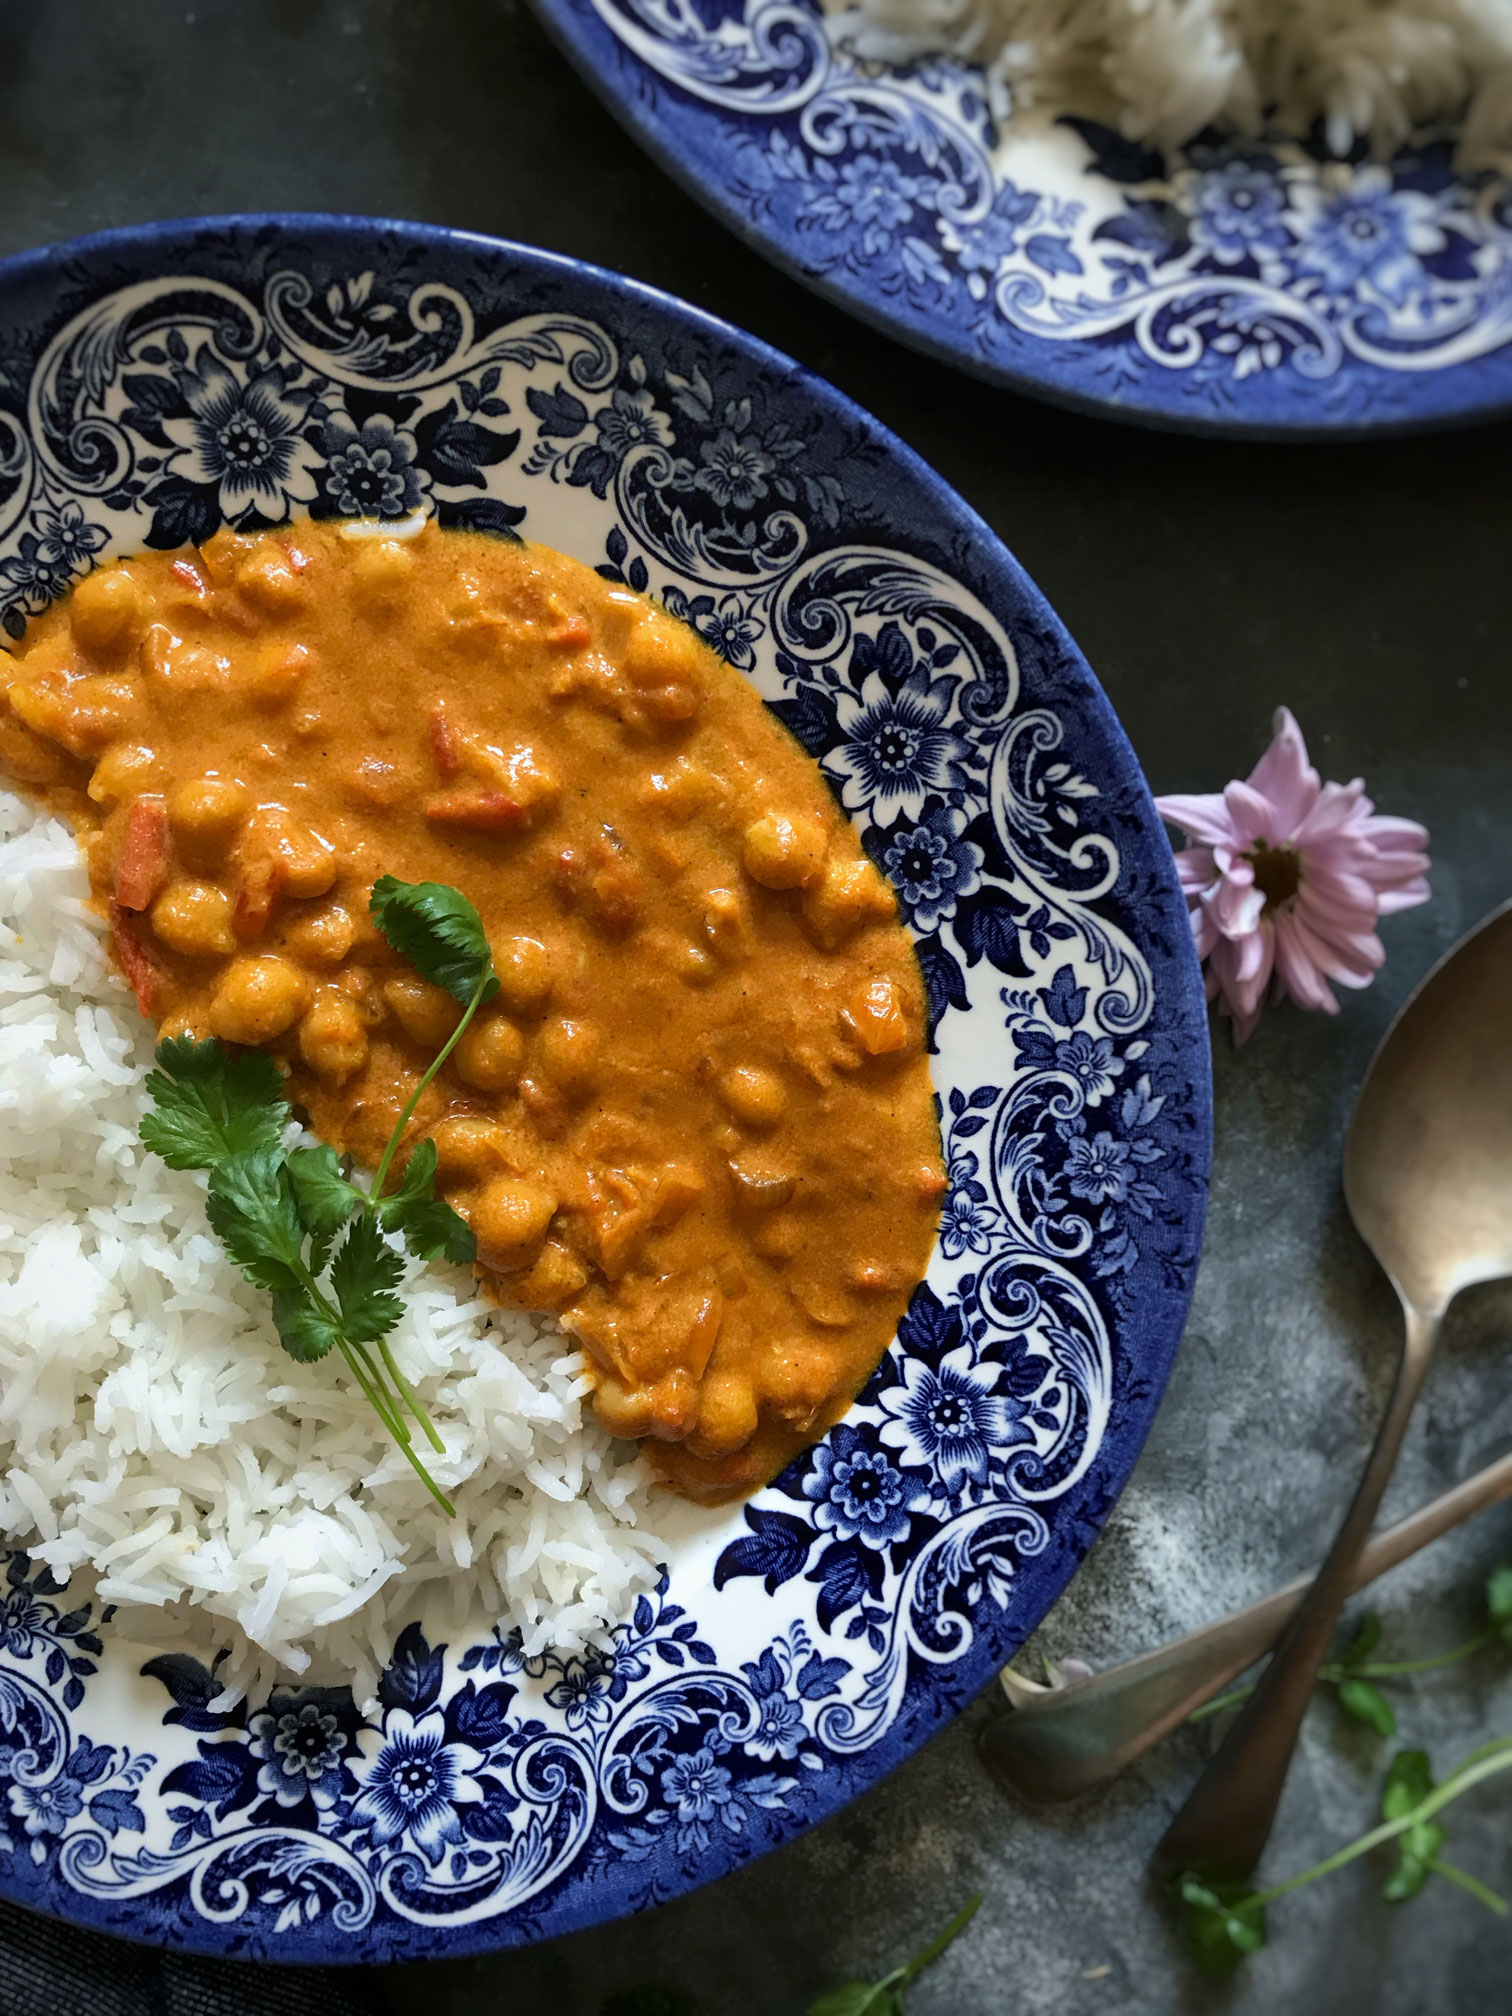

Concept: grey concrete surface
[[0, 4, 1509, 2012]]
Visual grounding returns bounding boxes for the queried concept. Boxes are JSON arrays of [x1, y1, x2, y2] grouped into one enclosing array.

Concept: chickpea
[[717, 1062, 786, 1131], [702, 886, 745, 958], [198, 527, 256, 583], [469, 1176, 556, 1273], [635, 681, 700, 728], [750, 1212, 803, 1264], [593, 1375, 653, 1440], [282, 902, 357, 966], [70, 568, 141, 655], [243, 804, 337, 900], [383, 975, 462, 1048], [493, 935, 553, 1017], [236, 543, 307, 614], [647, 1369, 699, 1441], [539, 1016, 600, 1101], [142, 639, 227, 694], [621, 613, 705, 692], [298, 990, 368, 1086], [150, 880, 236, 959], [454, 1014, 526, 1093], [170, 776, 250, 863], [762, 1344, 835, 1426], [5, 680, 65, 746], [690, 1373, 759, 1458], [429, 1117, 517, 1184], [209, 955, 309, 1044], [845, 976, 908, 1055], [803, 856, 895, 950], [505, 1239, 590, 1311], [742, 812, 827, 891], [677, 943, 717, 987], [248, 641, 311, 707], [495, 743, 561, 820], [345, 757, 409, 809], [351, 540, 415, 609], [86, 742, 159, 806], [641, 757, 729, 826], [728, 1159, 797, 1213], [12, 675, 142, 757]]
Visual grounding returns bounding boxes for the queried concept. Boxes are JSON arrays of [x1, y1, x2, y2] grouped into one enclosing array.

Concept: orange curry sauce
[[0, 521, 944, 1501]]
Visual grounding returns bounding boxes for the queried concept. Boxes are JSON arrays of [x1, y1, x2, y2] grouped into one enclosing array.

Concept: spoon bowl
[[1345, 902, 1512, 1318], [1155, 900, 1512, 1883]]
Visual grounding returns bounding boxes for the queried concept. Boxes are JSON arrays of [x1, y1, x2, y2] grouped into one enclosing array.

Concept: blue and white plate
[[0, 217, 1209, 1961], [532, 0, 1512, 432]]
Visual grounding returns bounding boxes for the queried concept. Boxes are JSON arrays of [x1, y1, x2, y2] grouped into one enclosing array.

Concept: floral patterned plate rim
[[530, 0, 1512, 434], [0, 214, 1209, 1962]]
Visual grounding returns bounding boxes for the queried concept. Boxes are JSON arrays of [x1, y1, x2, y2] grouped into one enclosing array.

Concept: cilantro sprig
[[1175, 1733, 1512, 1974], [808, 1895, 981, 2016], [138, 878, 501, 1516]]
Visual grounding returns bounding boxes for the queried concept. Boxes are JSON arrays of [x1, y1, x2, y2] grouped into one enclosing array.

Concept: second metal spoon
[[981, 1444, 1512, 1803]]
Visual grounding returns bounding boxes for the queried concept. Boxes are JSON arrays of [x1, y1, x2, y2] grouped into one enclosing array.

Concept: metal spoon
[[1150, 901, 1512, 1883], [980, 1444, 1512, 1803]]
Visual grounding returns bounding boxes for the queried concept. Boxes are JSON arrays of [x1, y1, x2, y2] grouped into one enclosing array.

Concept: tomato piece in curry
[[0, 521, 945, 1502]]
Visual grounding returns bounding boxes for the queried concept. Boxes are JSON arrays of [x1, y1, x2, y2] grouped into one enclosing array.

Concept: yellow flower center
[[1246, 841, 1302, 913]]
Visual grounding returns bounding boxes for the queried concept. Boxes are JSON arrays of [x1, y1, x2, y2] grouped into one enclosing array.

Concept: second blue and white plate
[[534, 0, 1512, 433]]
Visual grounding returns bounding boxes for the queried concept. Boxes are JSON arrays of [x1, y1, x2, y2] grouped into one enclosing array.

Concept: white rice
[[833, 0, 1512, 166], [0, 788, 669, 1708]]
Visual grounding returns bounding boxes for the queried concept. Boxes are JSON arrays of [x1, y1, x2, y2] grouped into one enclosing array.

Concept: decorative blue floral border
[[0, 217, 1209, 1961], [532, 0, 1512, 433]]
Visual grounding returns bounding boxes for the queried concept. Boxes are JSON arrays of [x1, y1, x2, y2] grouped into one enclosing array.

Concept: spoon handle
[[980, 1446, 1512, 1805], [1151, 1305, 1441, 1883]]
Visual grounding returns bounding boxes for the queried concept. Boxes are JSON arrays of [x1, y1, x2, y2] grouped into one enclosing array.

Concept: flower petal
[[1154, 791, 1238, 848], [1246, 706, 1319, 832]]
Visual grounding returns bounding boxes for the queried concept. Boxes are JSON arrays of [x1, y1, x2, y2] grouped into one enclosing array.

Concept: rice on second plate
[[833, 0, 1512, 165], [0, 788, 668, 1707]]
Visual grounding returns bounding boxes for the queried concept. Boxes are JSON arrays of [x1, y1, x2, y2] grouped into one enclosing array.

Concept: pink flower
[[1156, 709, 1430, 1045]]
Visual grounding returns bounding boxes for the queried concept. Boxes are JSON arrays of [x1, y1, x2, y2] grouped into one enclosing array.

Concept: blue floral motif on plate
[[531, 0, 1512, 432]]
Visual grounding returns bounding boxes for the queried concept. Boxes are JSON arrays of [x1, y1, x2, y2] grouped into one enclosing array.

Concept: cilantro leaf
[[376, 1139, 476, 1264], [387, 1193, 476, 1266], [287, 1144, 363, 1273], [270, 1287, 343, 1364], [1382, 1748, 1435, 1820], [205, 1151, 307, 1295], [807, 1896, 980, 2016], [1337, 1677, 1396, 1737], [1174, 1876, 1267, 1976], [1341, 1612, 1382, 1667], [1486, 1564, 1512, 1639], [140, 1036, 289, 1170], [369, 876, 499, 1006], [330, 1214, 405, 1344], [808, 1987, 890, 2016], [1384, 1818, 1448, 1902]]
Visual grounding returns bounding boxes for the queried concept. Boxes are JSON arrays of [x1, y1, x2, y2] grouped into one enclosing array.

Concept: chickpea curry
[[0, 520, 944, 1503]]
